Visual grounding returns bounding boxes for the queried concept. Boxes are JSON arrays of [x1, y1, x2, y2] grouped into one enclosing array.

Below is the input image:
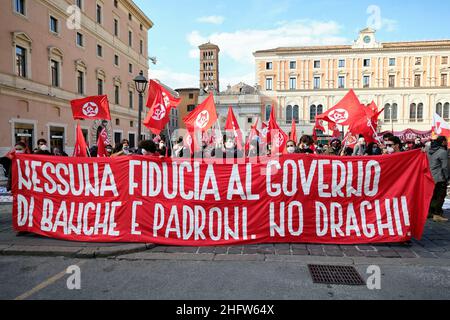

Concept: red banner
[[11, 151, 434, 246]]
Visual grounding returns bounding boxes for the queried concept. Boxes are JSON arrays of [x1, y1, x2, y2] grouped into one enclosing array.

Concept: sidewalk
[[1, 204, 449, 260], [0, 205, 154, 258]]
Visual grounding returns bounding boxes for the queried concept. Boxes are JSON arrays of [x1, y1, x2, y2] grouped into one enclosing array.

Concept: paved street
[[1, 204, 450, 300]]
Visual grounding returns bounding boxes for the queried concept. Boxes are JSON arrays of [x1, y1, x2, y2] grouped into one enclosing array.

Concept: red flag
[[268, 105, 288, 155], [73, 123, 88, 157], [71, 95, 111, 120], [328, 122, 342, 138], [290, 120, 298, 144], [313, 117, 326, 141], [183, 94, 218, 133], [225, 107, 243, 150], [97, 128, 108, 157], [144, 80, 181, 135], [245, 118, 260, 153], [146, 80, 181, 110], [319, 90, 365, 127]]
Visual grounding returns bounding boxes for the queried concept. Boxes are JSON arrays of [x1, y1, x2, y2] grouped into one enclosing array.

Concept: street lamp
[[133, 70, 148, 143]]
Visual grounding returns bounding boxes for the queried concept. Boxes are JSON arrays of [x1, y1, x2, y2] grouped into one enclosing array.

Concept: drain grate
[[308, 265, 365, 286]]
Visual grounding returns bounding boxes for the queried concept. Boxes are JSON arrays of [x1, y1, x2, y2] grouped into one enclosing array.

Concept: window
[[129, 63, 133, 73], [314, 60, 321, 68], [114, 85, 120, 104], [140, 40, 143, 55], [114, 19, 119, 37], [129, 91, 133, 109], [50, 16, 58, 33], [414, 74, 421, 87], [98, 78, 104, 95], [266, 62, 273, 70], [417, 103, 424, 122], [389, 75, 396, 88], [77, 71, 84, 95], [76, 32, 84, 47], [338, 76, 345, 89], [96, 4, 102, 24], [363, 76, 370, 88], [384, 103, 398, 123], [189, 93, 194, 99], [314, 77, 321, 89], [289, 77, 297, 90], [441, 74, 448, 87], [114, 0, 118, 8], [437, 103, 450, 120], [51, 60, 59, 87], [76, 0, 83, 10], [97, 44, 103, 57], [286, 105, 299, 124], [286, 105, 292, 123], [16, 46, 27, 77], [265, 105, 272, 122], [410, 103, 417, 122], [363, 59, 371, 67], [310, 104, 323, 123], [443, 56, 449, 65], [128, 13, 132, 21], [415, 57, 422, 65], [15, 0, 26, 15], [266, 78, 273, 91], [114, 54, 119, 66], [290, 61, 296, 69], [187, 105, 196, 112], [389, 58, 396, 66], [128, 31, 133, 47], [338, 59, 345, 68]]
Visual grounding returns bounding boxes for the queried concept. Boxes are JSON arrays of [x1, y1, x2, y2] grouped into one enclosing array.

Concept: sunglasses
[[385, 143, 395, 147]]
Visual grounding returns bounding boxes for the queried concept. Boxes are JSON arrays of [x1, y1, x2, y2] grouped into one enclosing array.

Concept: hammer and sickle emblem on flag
[[152, 104, 167, 121], [328, 109, 349, 124], [275, 132, 284, 148], [196, 111, 210, 129], [82, 102, 99, 118]]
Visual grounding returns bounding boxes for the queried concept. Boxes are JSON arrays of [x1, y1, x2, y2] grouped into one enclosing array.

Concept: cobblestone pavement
[[1, 204, 449, 259]]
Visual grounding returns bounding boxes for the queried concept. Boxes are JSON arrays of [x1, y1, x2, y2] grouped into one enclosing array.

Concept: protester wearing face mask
[[248, 139, 260, 158], [212, 137, 243, 159], [383, 136, 402, 154], [286, 140, 299, 154], [366, 142, 382, 156], [325, 139, 342, 156], [298, 135, 314, 154], [427, 136, 449, 222], [35, 139, 51, 155], [139, 140, 158, 157], [413, 138, 425, 150], [352, 137, 367, 156]]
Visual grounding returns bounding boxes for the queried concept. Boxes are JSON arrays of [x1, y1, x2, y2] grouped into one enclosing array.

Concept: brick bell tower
[[199, 42, 220, 92]]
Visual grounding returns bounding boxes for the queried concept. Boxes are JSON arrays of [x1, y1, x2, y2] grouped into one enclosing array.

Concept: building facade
[[175, 88, 200, 131], [199, 42, 220, 92], [0, 0, 153, 156], [254, 28, 450, 136]]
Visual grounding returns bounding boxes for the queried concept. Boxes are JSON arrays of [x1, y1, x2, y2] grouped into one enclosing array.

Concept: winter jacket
[[428, 143, 449, 183]]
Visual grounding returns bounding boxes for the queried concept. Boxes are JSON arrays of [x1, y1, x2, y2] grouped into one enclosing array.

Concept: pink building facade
[[0, 0, 153, 156]]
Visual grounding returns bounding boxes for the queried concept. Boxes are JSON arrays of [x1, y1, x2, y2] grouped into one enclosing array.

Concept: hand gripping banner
[[12, 151, 434, 246]]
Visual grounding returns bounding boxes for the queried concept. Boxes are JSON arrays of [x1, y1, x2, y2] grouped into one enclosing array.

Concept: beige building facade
[[254, 28, 450, 136], [0, 0, 153, 156]]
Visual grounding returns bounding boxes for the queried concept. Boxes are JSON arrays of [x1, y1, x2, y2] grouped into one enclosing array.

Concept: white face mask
[[40, 145, 48, 151], [387, 147, 395, 154], [287, 147, 296, 154], [15, 149, 25, 154], [225, 142, 234, 149], [142, 149, 149, 156]]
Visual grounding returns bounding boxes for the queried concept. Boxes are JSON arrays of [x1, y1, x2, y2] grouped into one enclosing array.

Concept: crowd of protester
[[1, 131, 449, 223]]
